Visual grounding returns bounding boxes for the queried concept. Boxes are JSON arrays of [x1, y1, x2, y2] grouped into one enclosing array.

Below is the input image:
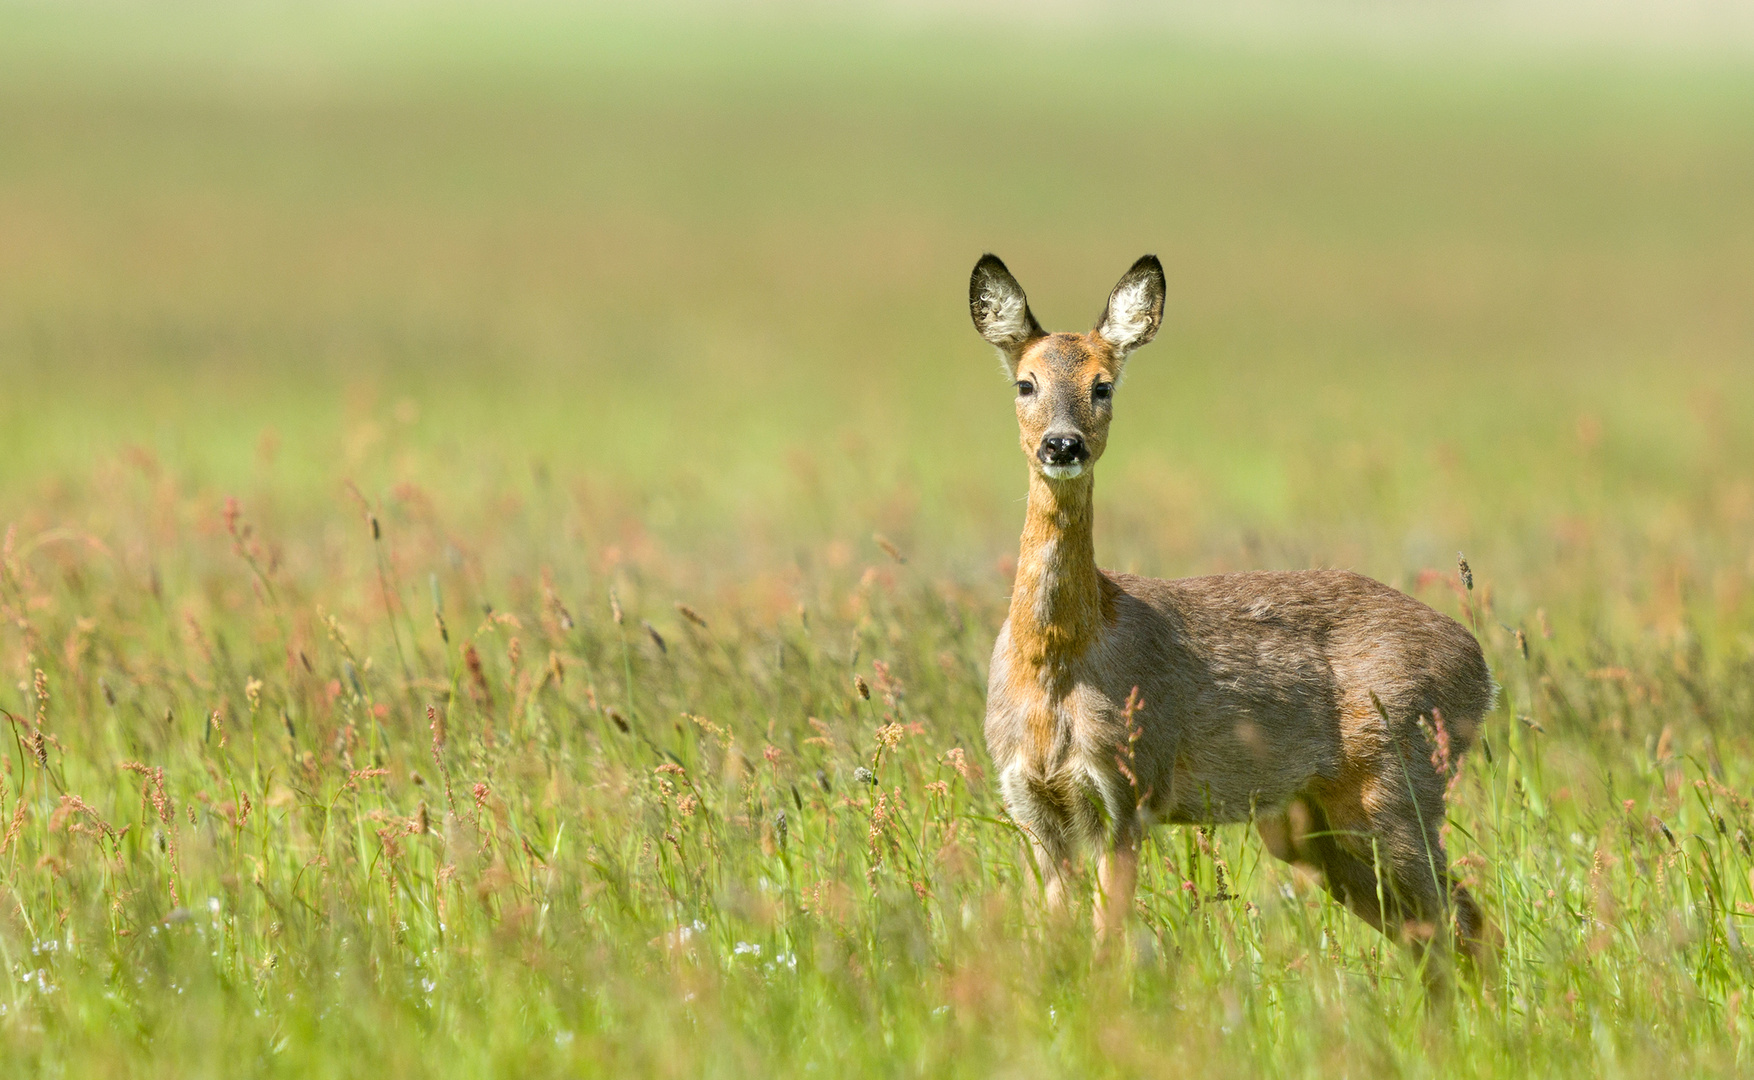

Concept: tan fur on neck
[[1004, 468, 1118, 760]]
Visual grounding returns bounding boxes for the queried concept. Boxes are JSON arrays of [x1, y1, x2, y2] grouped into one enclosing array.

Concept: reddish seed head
[[427, 704, 446, 749]]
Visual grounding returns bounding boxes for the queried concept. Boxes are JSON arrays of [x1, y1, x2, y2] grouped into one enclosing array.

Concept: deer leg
[[1316, 775, 1495, 993], [1368, 794, 1475, 961], [1256, 798, 1327, 884], [1028, 826, 1077, 922], [1255, 809, 1297, 864], [1038, 851, 1071, 917], [1095, 822, 1140, 942], [1267, 795, 1394, 935], [1450, 883, 1491, 964]]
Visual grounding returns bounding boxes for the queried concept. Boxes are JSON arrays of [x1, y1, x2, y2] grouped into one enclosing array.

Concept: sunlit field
[[3, 5, 1754, 1076]]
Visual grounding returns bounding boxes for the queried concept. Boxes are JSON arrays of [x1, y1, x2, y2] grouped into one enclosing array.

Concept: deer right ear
[[969, 254, 1043, 375], [1094, 254, 1165, 360]]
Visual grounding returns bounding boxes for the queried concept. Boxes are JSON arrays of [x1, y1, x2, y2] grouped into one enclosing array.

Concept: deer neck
[[1008, 469, 1109, 674]]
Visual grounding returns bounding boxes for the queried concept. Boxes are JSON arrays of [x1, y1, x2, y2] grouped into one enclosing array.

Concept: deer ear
[[1094, 255, 1165, 359], [969, 254, 1043, 375]]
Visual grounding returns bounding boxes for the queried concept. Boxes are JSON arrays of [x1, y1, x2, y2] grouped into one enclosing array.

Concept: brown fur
[[970, 254, 1494, 967]]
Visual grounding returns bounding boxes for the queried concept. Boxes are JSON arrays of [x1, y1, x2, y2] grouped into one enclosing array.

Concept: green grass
[[3, 4, 1754, 1076]]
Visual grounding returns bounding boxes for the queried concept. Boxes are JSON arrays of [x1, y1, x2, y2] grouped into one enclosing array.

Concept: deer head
[[969, 254, 1166, 480]]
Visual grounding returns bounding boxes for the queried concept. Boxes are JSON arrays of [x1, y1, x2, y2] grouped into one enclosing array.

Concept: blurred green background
[[2, 0, 1751, 605], [6, 6, 1754, 1075]]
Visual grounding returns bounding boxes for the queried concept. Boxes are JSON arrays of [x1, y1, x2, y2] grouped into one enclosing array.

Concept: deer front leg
[[1041, 855, 1070, 914], [1095, 817, 1141, 943], [1021, 814, 1077, 923]]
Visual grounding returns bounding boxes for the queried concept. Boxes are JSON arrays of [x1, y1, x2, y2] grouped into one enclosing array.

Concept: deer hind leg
[[1320, 775, 1491, 975], [1266, 778, 1489, 983], [1258, 795, 1393, 935], [1385, 809, 1493, 968]]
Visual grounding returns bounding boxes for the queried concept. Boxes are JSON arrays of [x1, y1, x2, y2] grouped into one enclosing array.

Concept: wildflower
[[872, 659, 902, 706], [347, 768, 390, 790], [1428, 709, 1454, 778], [804, 717, 834, 749], [685, 713, 732, 748], [462, 643, 491, 704], [868, 792, 889, 842], [220, 493, 243, 533], [944, 748, 970, 780]]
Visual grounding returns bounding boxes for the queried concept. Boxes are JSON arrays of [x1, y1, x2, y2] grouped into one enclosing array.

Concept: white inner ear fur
[[977, 286, 1034, 348], [1097, 276, 1159, 356]]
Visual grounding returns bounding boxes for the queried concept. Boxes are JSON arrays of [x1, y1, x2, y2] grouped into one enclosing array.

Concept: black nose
[[1038, 435, 1088, 465]]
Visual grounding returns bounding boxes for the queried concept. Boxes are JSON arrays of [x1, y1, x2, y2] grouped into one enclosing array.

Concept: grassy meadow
[[2, 5, 1754, 1075]]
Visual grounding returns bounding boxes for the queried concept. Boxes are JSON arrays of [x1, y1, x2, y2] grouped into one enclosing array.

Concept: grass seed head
[[873, 533, 906, 564]]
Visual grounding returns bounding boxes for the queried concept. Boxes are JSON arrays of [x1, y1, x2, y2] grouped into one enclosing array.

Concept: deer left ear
[[970, 254, 1043, 376], [1094, 255, 1165, 359]]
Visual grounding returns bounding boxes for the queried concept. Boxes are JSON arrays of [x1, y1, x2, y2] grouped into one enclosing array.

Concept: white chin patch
[[1040, 463, 1085, 480]]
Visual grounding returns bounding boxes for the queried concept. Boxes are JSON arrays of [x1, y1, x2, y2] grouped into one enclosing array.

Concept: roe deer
[[969, 253, 1493, 965]]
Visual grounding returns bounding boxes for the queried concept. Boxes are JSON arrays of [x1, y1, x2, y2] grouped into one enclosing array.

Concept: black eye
[[1093, 382, 1113, 401], [1016, 380, 1035, 397]]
